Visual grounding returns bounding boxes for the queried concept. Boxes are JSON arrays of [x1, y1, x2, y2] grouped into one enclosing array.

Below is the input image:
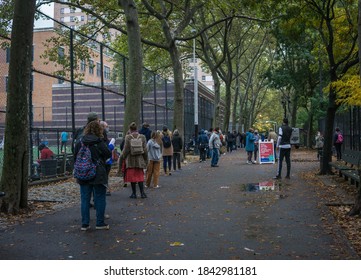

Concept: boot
[[139, 182, 147, 199], [129, 184, 137, 198]]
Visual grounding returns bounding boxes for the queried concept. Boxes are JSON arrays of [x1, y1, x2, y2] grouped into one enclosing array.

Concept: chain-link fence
[[0, 11, 219, 180]]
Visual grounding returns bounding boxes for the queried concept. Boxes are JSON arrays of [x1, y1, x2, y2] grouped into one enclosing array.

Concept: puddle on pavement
[[240, 180, 281, 192]]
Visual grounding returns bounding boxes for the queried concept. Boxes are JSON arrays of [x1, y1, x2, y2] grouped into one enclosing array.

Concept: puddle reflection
[[242, 181, 279, 192]]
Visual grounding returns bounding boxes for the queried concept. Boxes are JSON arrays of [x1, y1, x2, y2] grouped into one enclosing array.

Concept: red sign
[[259, 140, 275, 164]]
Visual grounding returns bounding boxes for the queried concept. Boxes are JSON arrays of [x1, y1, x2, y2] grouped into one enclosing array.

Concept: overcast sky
[[34, 3, 54, 28]]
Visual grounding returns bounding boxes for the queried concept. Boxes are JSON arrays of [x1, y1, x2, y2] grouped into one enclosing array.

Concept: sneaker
[[153, 185, 160, 189], [247, 161, 252, 164], [144, 184, 149, 188], [81, 225, 90, 231], [169, 172, 172, 175], [273, 175, 281, 179], [252, 161, 257, 164], [96, 224, 110, 230]]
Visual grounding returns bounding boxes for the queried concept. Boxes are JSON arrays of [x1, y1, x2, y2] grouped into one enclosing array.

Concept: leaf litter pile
[[303, 167, 361, 257]]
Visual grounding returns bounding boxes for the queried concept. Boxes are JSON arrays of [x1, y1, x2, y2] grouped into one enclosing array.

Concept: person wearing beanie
[[139, 122, 152, 142], [274, 118, 293, 179]]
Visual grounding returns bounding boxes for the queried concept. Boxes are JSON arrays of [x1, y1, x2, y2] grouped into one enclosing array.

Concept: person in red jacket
[[37, 143, 54, 163]]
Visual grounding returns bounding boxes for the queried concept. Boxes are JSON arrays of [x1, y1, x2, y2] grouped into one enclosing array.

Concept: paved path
[[0, 148, 358, 260]]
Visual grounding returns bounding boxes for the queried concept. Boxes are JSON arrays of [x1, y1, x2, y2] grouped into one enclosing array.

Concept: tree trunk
[[169, 45, 184, 136], [0, 0, 36, 214], [119, 0, 143, 131], [320, 85, 338, 174], [222, 83, 232, 132], [212, 69, 221, 129]]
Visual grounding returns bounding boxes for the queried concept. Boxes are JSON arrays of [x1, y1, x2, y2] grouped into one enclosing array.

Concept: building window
[[58, 78, 64, 84], [202, 75, 206, 81], [104, 66, 110, 79], [5, 76, 9, 93], [96, 63, 102, 77], [70, 7, 76, 13], [80, 60, 86, 72], [81, 15, 85, 21], [60, 17, 64, 22], [60, 8, 64, 14], [70, 16, 75, 22], [57, 47, 65, 63], [89, 60, 94, 74], [6, 48, 10, 63]]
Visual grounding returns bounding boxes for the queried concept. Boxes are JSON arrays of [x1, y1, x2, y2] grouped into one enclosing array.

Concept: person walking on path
[[161, 126, 173, 175], [172, 129, 183, 170], [315, 131, 324, 160], [274, 118, 293, 179], [145, 131, 162, 188], [226, 131, 235, 153], [334, 127, 343, 161], [209, 127, 222, 167], [73, 120, 112, 231], [245, 128, 256, 164], [122, 122, 148, 199], [197, 129, 209, 162]]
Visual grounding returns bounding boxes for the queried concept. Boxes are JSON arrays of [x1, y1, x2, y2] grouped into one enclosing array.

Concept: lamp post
[[192, 30, 199, 154]]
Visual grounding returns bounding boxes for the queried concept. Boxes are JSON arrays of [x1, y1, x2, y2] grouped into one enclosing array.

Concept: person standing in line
[[74, 120, 112, 231], [161, 126, 173, 175], [209, 127, 222, 167], [145, 131, 162, 189], [172, 129, 183, 170], [197, 129, 209, 162], [139, 122, 152, 142], [245, 128, 255, 164], [207, 128, 213, 159], [60, 131, 69, 153], [100, 121, 113, 196], [253, 130, 260, 163], [226, 131, 235, 153], [122, 122, 148, 199], [315, 131, 324, 160], [274, 118, 293, 179], [267, 128, 278, 160], [334, 127, 343, 161]]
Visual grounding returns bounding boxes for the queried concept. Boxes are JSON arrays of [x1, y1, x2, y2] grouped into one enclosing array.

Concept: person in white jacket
[[208, 127, 222, 167], [145, 131, 162, 188]]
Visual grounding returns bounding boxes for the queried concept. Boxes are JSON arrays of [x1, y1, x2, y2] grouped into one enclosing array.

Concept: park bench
[[328, 149, 360, 177], [341, 168, 361, 188], [55, 153, 73, 175]]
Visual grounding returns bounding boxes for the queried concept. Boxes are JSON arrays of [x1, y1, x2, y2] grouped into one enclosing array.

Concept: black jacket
[[74, 134, 112, 185], [171, 133, 183, 153]]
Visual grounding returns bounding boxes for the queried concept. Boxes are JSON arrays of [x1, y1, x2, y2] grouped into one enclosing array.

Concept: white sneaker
[[144, 185, 148, 188], [153, 185, 160, 189], [252, 161, 257, 164]]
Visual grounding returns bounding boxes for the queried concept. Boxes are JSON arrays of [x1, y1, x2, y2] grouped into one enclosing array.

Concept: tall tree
[[302, 0, 358, 174], [0, 0, 37, 213]]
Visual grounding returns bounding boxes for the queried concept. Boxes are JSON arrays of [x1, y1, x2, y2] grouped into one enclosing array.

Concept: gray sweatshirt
[[147, 139, 162, 161]]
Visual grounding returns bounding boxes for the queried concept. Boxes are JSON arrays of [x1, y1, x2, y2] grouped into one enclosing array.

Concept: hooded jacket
[[74, 134, 112, 185], [171, 130, 183, 153]]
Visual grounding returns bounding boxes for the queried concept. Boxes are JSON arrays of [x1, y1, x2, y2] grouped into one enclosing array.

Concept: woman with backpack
[[161, 126, 173, 175], [73, 120, 112, 231], [334, 127, 343, 161], [122, 122, 148, 198]]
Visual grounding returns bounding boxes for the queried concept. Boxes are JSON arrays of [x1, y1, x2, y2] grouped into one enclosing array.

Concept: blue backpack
[[74, 141, 97, 181], [162, 135, 172, 148]]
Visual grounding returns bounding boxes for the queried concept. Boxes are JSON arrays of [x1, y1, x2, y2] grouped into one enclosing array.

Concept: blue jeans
[[80, 184, 106, 226], [211, 148, 219, 166]]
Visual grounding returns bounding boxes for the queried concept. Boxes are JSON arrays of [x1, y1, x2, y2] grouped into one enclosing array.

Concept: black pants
[[277, 148, 291, 177], [199, 146, 207, 161], [173, 153, 181, 170], [334, 143, 342, 160]]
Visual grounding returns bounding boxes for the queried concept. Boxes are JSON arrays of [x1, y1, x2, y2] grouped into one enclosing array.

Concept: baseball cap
[[87, 112, 99, 123]]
